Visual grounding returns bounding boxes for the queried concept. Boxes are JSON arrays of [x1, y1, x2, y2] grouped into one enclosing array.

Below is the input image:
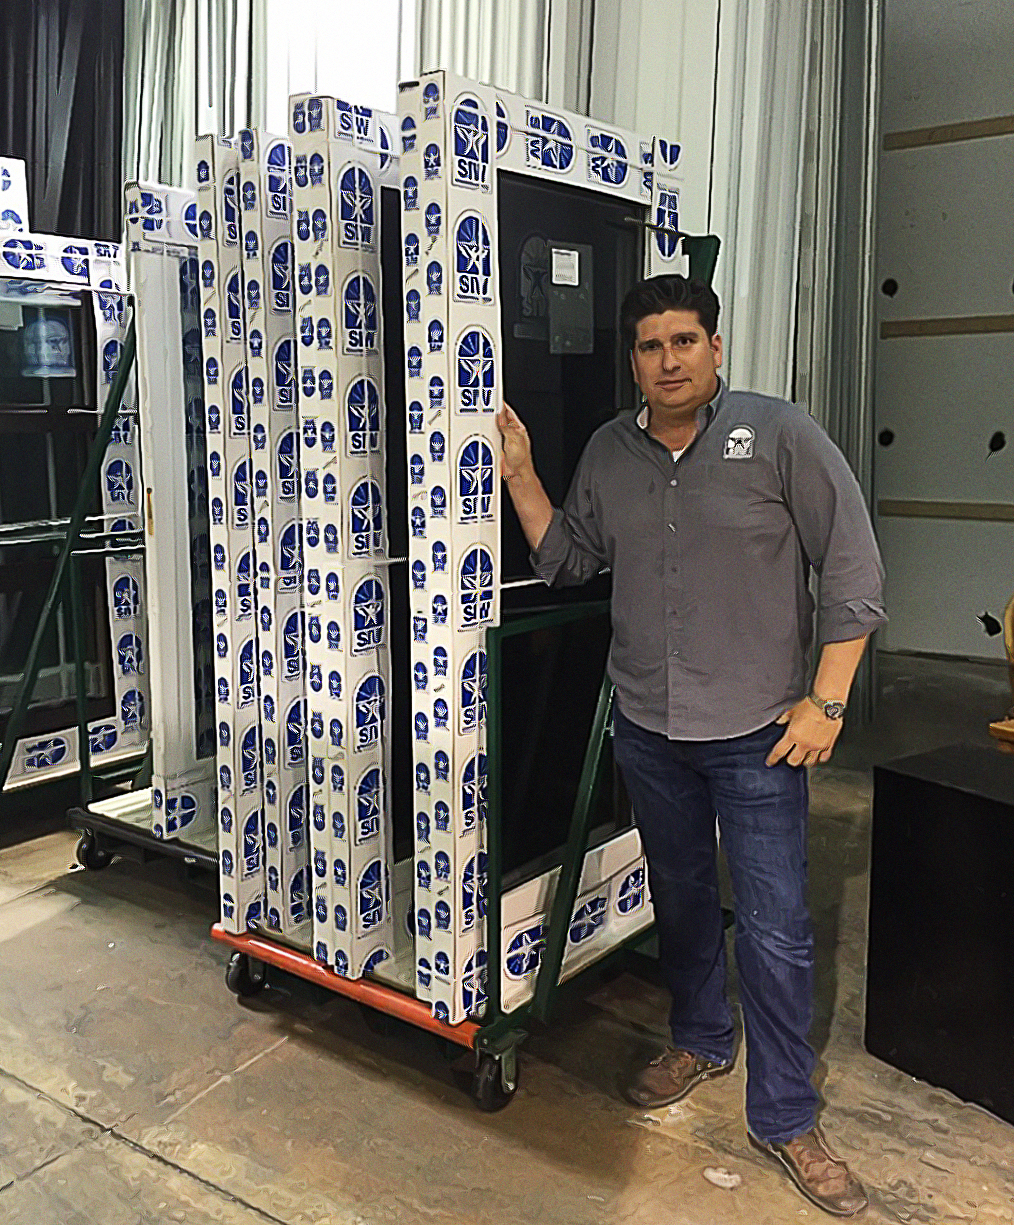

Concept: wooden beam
[[880, 315, 1014, 339], [884, 115, 1014, 151], [878, 501, 1014, 524]]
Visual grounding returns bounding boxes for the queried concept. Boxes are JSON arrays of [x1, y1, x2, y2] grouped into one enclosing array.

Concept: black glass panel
[[498, 609, 631, 882], [380, 183, 413, 859], [497, 172, 645, 598]]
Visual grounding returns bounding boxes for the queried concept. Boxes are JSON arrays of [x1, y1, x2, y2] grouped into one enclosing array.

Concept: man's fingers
[[765, 736, 791, 767]]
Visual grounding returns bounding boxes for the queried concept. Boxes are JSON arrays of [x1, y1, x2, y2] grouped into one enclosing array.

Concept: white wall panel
[[877, 518, 1011, 659], [876, 137, 1014, 321], [881, 0, 1014, 131], [874, 334, 1014, 503]]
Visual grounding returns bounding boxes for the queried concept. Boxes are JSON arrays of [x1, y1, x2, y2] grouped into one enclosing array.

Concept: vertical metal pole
[[531, 672, 614, 1023], [483, 625, 503, 1024], [69, 552, 93, 806]]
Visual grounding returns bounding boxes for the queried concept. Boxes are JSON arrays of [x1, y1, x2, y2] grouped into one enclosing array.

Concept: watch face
[[825, 701, 846, 720]]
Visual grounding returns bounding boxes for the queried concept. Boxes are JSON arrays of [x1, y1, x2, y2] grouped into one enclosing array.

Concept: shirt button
[[670, 479, 678, 487]]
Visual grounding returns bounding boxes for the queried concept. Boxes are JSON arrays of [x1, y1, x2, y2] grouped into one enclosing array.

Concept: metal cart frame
[[214, 600, 657, 1111]]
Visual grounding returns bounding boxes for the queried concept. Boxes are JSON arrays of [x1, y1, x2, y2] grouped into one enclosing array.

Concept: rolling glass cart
[[0, 319, 216, 874], [213, 600, 656, 1111]]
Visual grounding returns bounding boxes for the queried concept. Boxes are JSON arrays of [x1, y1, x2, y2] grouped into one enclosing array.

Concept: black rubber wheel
[[471, 1053, 517, 1112], [225, 952, 266, 997], [75, 833, 113, 871]]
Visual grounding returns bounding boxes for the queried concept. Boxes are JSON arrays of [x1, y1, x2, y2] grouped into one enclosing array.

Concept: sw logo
[[460, 648, 488, 734], [655, 186, 680, 259], [90, 724, 118, 755], [349, 479, 384, 556], [105, 459, 134, 505], [587, 128, 629, 186], [24, 737, 68, 771], [356, 767, 383, 842], [342, 273, 378, 353], [222, 171, 240, 245], [422, 80, 440, 119], [616, 866, 646, 914], [273, 338, 295, 407], [424, 201, 441, 239], [461, 754, 488, 830], [461, 853, 488, 931], [226, 272, 243, 341], [60, 244, 89, 279], [569, 895, 608, 944], [724, 424, 755, 459], [265, 140, 291, 217], [454, 213, 493, 303], [462, 950, 488, 1015], [270, 239, 293, 312], [276, 430, 298, 500], [354, 675, 386, 752], [358, 859, 386, 932], [338, 164, 375, 250], [346, 375, 380, 456], [423, 143, 441, 180], [506, 922, 545, 979], [525, 108, 575, 172], [401, 115, 417, 153], [459, 545, 495, 625], [112, 573, 140, 619], [352, 576, 385, 654], [456, 327, 496, 412], [457, 437, 495, 523], [116, 632, 144, 675], [452, 94, 491, 191]]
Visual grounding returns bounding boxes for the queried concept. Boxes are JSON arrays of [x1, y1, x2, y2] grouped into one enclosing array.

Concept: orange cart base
[[211, 923, 481, 1049]]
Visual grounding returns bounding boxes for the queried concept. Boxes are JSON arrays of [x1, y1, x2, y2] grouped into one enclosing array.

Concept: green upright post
[[69, 553, 93, 806]]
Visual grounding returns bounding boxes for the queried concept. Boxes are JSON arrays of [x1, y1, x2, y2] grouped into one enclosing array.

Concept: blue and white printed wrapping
[[399, 73, 503, 1023], [0, 231, 150, 789], [124, 182, 217, 843], [236, 129, 311, 939], [197, 136, 271, 934], [0, 158, 29, 233], [289, 94, 398, 979], [401, 72, 674, 1023]]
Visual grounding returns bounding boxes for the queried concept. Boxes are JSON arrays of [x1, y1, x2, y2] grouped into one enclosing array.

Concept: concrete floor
[[1, 652, 1012, 1224]]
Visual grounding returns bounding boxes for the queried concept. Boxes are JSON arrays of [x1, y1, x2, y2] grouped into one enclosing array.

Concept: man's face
[[629, 309, 722, 416]]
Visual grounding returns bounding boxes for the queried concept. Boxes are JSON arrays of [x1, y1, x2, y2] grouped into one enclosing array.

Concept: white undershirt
[[636, 405, 689, 462]]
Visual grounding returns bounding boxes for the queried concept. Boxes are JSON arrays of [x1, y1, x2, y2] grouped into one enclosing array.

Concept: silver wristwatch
[[807, 693, 846, 720]]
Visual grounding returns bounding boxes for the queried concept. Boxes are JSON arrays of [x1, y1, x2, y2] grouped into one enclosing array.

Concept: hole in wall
[[881, 278, 898, 297], [977, 612, 1003, 637], [878, 429, 895, 447], [988, 430, 1006, 456]]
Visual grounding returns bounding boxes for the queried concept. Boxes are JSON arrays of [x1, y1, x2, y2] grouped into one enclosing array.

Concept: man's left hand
[[765, 699, 842, 768]]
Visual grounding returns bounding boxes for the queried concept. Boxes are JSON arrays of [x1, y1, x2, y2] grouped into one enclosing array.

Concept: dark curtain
[[0, 0, 124, 242]]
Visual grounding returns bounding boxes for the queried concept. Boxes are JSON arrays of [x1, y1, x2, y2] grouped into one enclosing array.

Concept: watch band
[[807, 692, 846, 719]]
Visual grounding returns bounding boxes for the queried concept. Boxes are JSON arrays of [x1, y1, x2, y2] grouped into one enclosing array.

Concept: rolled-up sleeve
[[779, 409, 888, 643], [530, 448, 609, 587]]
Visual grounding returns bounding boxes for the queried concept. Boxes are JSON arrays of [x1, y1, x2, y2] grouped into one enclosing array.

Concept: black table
[[866, 743, 1014, 1125]]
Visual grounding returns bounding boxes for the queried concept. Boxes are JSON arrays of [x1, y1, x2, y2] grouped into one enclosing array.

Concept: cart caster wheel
[[472, 1053, 518, 1112], [225, 952, 266, 997], [76, 833, 113, 871]]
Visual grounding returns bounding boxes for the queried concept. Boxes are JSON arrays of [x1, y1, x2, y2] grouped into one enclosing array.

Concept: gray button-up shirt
[[530, 380, 888, 740]]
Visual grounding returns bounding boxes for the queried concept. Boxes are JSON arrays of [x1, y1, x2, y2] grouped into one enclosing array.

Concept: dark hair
[[620, 274, 721, 348]]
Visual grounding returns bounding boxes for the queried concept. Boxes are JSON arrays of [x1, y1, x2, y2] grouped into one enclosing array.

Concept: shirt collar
[[636, 376, 724, 432]]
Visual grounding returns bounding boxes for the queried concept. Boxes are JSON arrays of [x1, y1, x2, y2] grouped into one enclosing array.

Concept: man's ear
[[711, 333, 723, 369]]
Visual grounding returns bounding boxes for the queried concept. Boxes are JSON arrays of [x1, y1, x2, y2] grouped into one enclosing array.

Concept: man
[[497, 274, 885, 1218]]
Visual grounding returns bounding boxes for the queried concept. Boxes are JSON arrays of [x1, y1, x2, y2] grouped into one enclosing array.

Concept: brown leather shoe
[[750, 1125, 868, 1217], [622, 1046, 732, 1109]]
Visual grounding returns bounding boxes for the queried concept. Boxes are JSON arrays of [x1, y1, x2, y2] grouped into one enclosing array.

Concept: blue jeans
[[612, 707, 819, 1144]]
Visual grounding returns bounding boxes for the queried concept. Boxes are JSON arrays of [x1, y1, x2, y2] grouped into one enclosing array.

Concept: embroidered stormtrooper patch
[[724, 424, 755, 459]]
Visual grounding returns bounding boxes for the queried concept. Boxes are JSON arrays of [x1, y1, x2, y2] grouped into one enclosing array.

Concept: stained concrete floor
[[1, 652, 1013, 1225]]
